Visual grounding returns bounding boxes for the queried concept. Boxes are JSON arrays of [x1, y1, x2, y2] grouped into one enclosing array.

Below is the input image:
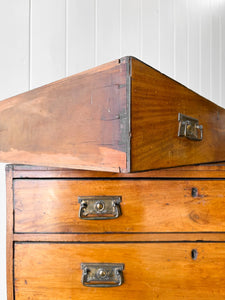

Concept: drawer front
[[14, 179, 225, 233], [14, 242, 225, 300]]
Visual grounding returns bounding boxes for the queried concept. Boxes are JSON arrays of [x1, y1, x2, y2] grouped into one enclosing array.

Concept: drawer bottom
[[14, 242, 225, 300]]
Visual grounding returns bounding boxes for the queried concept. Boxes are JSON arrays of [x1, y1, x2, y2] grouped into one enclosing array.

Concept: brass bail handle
[[78, 196, 122, 220], [81, 263, 124, 287], [178, 113, 203, 141]]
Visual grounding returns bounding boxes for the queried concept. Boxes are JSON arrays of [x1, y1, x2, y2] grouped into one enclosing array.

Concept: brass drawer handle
[[78, 196, 122, 220], [178, 113, 203, 141], [81, 263, 124, 287]]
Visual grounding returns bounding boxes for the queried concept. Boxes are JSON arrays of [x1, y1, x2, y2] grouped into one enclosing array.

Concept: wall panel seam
[[65, 0, 68, 77], [199, 9, 202, 94], [158, 0, 161, 69], [210, 0, 212, 100], [140, 0, 143, 59], [94, 0, 98, 66], [186, 0, 190, 87], [29, 0, 32, 90], [219, 4, 222, 106], [173, 0, 176, 79], [119, 0, 122, 57]]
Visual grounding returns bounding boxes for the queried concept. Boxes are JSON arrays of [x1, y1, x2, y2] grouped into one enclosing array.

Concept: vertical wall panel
[[211, 0, 220, 105], [30, 0, 66, 88], [200, 0, 211, 100], [96, 0, 120, 65], [120, 0, 140, 58], [222, 0, 225, 108], [67, 0, 95, 75], [0, 0, 29, 100], [0, 1, 29, 299], [174, 0, 188, 85], [142, 0, 160, 69], [187, 0, 201, 94], [160, 0, 174, 78]]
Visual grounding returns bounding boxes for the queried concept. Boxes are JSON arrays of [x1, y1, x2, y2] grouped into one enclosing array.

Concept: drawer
[[2, 57, 225, 173], [14, 179, 225, 233], [14, 242, 225, 300]]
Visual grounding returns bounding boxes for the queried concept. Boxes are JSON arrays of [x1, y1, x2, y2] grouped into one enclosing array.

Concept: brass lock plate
[[78, 196, 122, 220], [81, 263, 124, 287]]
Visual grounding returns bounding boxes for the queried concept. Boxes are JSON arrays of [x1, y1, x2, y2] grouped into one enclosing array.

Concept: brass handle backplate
[[81, 263, 124, 287], [78, 196, 122, 220], [178, 113, 203, 141]]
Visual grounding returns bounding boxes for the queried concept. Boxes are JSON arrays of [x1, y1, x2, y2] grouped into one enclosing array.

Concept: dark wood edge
[[118, 56, 131, 173], [126, 56, 131, 173], [9, 162, 225, 171], [8, 162, 225, 179], [13, 233, 225, 242], [6, 165, 14, 300]]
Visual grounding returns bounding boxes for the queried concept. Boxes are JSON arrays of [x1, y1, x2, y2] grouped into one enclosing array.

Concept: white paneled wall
[[31, 0, 66, 88], [0, 0, 225, 298], [1, 0, 224, 101]]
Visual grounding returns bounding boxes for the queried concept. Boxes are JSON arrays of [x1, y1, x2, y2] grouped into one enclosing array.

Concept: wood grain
[[14, 179, 225, 233], [14, 242, 225, 300], [0, 58, 128, 173], [7, 163, 225, 299], [131, 57, 225, 172], [1, 57, 225, 173], [6, 165, 14, 300]]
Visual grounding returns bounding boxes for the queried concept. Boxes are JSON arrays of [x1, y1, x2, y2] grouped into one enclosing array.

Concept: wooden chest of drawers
[[7, 164, 225, 299]]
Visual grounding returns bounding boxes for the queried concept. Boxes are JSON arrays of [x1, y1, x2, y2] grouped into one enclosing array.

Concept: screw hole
[[191, 249, 198, 260]]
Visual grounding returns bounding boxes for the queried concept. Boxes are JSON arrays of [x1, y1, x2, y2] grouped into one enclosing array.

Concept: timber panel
[[131, 57, 225, 171], [0, 59, 129, 173], [14, 179, 225, 233], [14, 243, 225, 300], [1, 57, 225, 172]]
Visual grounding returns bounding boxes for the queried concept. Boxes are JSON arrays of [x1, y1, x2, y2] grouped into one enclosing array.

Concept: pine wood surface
[[14, 179, 225, 233], [131, 57, 225, 171], [1, 56, 225, 173], [0, 58, 129, 173], [14, 242, 225, 300], [7, 164, 225, 299]]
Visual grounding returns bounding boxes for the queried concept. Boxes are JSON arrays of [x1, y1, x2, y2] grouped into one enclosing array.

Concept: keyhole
[[192, 187, 198, 197], [191, 249, 198, 260]]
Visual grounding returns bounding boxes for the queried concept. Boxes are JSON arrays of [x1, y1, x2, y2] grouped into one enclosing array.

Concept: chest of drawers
[[7, 164, 225, 299]]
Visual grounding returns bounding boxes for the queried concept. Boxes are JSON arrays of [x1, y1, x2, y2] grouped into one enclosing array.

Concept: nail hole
[[191, 249, 198, 260]]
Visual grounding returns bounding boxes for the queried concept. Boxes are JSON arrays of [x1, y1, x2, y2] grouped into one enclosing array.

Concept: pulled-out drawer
[[2, 57, 225, 173], [14, 179, 225, 233], [14, 242, 225, 300]]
